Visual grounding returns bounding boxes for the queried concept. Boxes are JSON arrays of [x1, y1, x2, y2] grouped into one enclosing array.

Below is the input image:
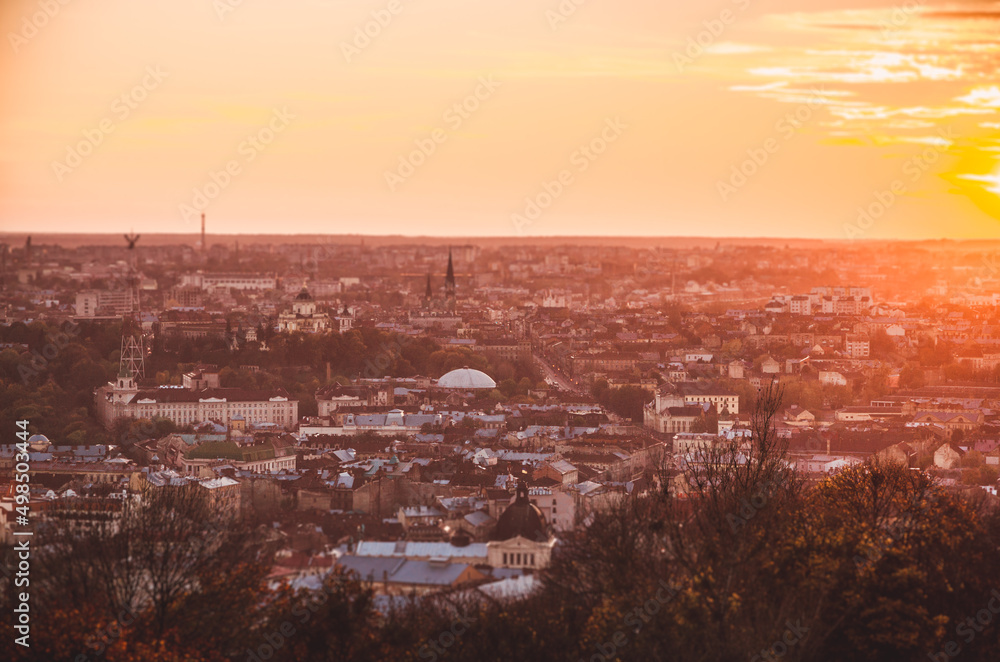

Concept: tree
[[30, 482, 266, 649], [899, 364, 925, 389]]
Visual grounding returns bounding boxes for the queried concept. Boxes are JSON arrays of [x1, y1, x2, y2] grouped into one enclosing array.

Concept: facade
[[913, 411, 983, 432], [683, 388, 739, 415], [181, 440, 297, 475], [818, 370, 848, 386], [485, 481, 557, 571], [845, 334, 870, 358], [644, 404, 701, 434], [789, 296, 811, 315], [673, 432, 719, 455], [278, 288, 330, 333], [181, 273, 277, 291], [75, 289, 135, 317], [95, 373, 298, 430], [474, 340, 532, 363], [526, 487, 576, 532]]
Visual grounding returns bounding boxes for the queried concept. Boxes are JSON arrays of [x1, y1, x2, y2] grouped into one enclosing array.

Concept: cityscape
[[5, 0, 1000, 661]]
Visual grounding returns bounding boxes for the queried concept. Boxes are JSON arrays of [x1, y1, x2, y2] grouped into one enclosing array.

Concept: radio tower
[[120, 232, 145, 381]]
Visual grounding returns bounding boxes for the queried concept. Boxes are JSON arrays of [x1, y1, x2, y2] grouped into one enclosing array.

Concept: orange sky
[[2, 0, 1000, 238]]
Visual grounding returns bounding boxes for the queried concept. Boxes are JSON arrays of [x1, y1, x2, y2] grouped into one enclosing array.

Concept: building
[[682, 386, 739, 415], [336, 555, 487, 595], [95, 370, 298, 430], [818, 371, 848, 387], [315, 384, 380, 416], [485, 481, 557, 571], [437, 368, 497, 390], [181, 440, 297, 475], [912, 410, 983, 432], [526, 487, 576, 532], [933, 442, 965, 470], [789, 296, 811, 315], [277, 288, 330, 333], [181, 272, 277, 291], [75, 289, 135, 317], [473, 340, 532, 363], [644, 402, 702, 434], [533, 460, 579, 485], [673, 432, 720, 456], [845, 334, 870, 358]]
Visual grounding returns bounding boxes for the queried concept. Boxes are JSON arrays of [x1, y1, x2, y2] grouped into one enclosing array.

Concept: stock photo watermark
[[577, 579, 680, 662], [511, 117, 627, 235], [51, 66, 169, 182], [878, 0, 925, 38], [750, 619, 809, 662], [179, 107, 295, 223], [214, 0, 251, 21], [384, 76, 502, 192], [717, 87, 827, 202], [417, 615, 476, 661], [341, 0, 407, 63], [17, 320, 81, 383], [546, 0, 589, 30], [928, 589, 1000, 661], [8, 0, 73, 54], [844, 126, 954, 239], [672, 0, 752, 72]]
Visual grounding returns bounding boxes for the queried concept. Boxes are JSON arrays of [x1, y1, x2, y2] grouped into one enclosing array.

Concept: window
[[503, 553, 507, 564]]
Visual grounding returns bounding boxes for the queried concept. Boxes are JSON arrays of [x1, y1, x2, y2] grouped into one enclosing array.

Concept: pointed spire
[[445, 247, 455, 298]]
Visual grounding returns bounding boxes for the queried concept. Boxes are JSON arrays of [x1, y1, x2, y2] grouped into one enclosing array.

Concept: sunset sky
[[2, 0, 1000, 238]]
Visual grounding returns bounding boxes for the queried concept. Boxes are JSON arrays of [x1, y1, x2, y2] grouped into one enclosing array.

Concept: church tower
[[445, 248, 456, 301]]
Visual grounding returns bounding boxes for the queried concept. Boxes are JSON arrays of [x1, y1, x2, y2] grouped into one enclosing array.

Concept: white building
[[278, 288, 330, 333], [181, 272, 277, 291], [95, 371, 297, 430]]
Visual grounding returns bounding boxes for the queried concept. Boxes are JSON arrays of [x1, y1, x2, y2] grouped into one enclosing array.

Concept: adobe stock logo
[[671, 0, 752, 72], [511, 117, 627, 235], [384, 76, 502, 192], [340, 0, 406, 63], [844, 126, 954, 239], [716, 88, 826, 202], [51, 66, 169, 183], [928, 589, 1000, 661], [178, 107, 295, 222], [8, 0, 73, 54]]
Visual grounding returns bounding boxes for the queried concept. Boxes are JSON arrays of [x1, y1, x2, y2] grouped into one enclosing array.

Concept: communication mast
[[120, 232, 145, 381]]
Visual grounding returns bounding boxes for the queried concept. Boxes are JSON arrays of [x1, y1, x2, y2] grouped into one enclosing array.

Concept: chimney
[[201, 213, 206, 252]]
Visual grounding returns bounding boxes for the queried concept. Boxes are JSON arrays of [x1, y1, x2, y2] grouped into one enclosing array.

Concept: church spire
[[445, 247, 455, 299]]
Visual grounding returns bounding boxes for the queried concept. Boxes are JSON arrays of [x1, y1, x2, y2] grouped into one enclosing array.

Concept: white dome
[[437, 367, 497, 390], [28, 434, 51, 452]]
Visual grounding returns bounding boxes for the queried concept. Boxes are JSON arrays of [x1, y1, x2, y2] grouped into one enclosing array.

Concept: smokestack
[[201, 213, 206, 252]]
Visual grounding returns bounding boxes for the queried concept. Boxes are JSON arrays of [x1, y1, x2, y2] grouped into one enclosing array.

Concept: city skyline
[[4, 0, 1000, 239]]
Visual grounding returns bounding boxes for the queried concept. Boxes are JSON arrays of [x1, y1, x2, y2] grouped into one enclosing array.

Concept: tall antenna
[[120, 232, 145, 381]]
